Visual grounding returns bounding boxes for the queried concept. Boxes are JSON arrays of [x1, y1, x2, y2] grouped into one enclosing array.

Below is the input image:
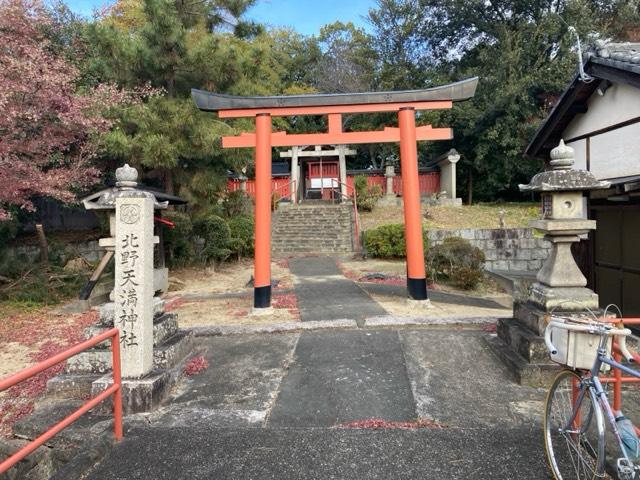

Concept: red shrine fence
[[227, 172, 440, 199]]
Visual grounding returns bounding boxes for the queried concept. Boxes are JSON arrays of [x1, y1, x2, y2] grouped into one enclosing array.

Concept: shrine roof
[[192, 77, 478, 112]]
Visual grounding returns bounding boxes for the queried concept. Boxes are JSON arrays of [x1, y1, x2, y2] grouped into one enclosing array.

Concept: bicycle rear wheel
[[544, 369, 605, 479]]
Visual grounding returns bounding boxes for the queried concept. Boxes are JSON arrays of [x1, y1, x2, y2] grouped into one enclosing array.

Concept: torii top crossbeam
[[192, 78, 478, 310], [192, 77, 478, 148]]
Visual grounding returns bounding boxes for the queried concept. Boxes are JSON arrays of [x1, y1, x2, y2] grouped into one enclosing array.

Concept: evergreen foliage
[[367, 0, 640, 201], [364, 223, 428, 258], [354, 175, 383, 212], [3, 0, 640, 225], [427, 237, 485, 290]]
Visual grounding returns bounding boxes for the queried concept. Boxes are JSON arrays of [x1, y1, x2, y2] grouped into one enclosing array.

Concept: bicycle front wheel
[[544, 369, 605, 479]]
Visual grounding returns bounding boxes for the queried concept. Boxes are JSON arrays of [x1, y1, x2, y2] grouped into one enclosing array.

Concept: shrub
[[221, 190, 253, 219], [0, 218, 18, 252], [427, 237, 485, 290], [354, 175, 383, 212], [0, 267, 87, 304], [364, 224, 406, 258], [162, 210, 195, 267], [193, 214, 231, 265], [227, 215, 254, 259], [364, 224, 428, 259]]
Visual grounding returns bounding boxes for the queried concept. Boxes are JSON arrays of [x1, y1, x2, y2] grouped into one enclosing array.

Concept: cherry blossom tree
[[0, 0, 122, 220]]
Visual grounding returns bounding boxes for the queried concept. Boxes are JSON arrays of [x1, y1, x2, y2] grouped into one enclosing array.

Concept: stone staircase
[[272, 203, 355, 255]]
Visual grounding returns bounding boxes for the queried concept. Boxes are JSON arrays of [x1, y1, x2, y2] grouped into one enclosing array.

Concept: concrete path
[[87, 425, 546, 480], [85, 329, 548, 479], [268, 330, 416, 426], [289, 256, 387, 324]]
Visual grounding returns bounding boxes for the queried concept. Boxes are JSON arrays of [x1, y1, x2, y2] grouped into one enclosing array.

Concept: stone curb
[[190, 316, 505, 336], [191, 319, 358, 336], [48, 433, 114, 480], [364, 315, 504, 327]]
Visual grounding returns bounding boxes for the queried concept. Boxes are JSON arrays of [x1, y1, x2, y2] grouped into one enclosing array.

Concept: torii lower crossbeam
[[222, 125, 452, 148]]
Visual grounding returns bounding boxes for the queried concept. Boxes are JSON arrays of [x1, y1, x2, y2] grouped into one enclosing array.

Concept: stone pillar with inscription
[[115, 189, 156, 378]]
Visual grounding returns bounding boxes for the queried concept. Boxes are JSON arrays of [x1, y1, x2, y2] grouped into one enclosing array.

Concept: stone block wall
[[4, 239, 103, 264], [425, 228, 550, 272]]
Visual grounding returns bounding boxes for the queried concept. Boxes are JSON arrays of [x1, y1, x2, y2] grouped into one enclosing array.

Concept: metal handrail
[[329, 179, 361, 251], [272, 179, 297, 202], [0, 328, 123, 474]]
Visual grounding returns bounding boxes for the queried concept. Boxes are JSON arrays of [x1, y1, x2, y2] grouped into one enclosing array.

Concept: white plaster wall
[[590, 122, 640, 180], [566, 138, 587, 171], [564, 83, 640, 139]]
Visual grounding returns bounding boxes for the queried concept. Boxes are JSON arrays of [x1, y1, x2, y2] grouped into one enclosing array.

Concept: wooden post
[[398, 107, 428, 301], [35, 224, 48, 267], [254, 113, 272, 309], [338, 145, 348, 200], [291, 146, 299, 204]]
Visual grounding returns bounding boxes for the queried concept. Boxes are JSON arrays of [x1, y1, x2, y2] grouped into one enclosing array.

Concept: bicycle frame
[[565, 333, 640, 475]]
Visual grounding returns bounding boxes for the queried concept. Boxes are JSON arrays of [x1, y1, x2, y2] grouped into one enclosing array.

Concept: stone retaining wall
[[425, 228, 550, 272], [3, 239, 103, 264]]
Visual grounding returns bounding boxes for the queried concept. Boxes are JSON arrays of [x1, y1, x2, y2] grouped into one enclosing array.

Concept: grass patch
[[360, 202, 539, 231]]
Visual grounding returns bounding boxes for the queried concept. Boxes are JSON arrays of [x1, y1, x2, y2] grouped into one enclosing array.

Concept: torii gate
[[192, 78, 478, 310], [280, 145, 357, 203]]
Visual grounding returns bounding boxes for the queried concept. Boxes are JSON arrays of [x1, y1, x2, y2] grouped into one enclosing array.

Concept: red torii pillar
[[191, 78, 478, 310], [254, 113, 273, 307], [398, 107, 427, 300]]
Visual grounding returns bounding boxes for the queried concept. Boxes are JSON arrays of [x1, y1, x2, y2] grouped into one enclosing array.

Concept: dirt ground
[[360, 203, 539, 231], [169, 293, 299, 327], [0, 307, 98, 436], [168, 258, 294, 294], [339, 258, 509, 299], [369, 293, 511, 318], [165, 259, 300, 327]]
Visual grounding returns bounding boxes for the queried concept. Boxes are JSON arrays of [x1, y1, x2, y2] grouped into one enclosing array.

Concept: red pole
[[254, 113, 272, 308], [572, 377, 581, 431], [111, 332, 123, 441], [613, 348, 623, 412], [398, 107, 427, 300]]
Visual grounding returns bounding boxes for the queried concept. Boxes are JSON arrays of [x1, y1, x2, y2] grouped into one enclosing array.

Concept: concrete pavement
[[84, 329, 548, 479]]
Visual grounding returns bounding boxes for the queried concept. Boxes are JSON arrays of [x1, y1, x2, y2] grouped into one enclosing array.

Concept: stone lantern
[[520, 140, 609, 311], [384, 163, 396, 198], [489, 140, 609, 385], [434, 149, 461, 205]]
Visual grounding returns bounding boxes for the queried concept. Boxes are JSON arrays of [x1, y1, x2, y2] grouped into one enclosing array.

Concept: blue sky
[[63, 0, 376, 35]]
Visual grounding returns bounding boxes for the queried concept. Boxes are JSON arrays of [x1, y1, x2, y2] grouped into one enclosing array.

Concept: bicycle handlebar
[[544, 319, 634, 361]]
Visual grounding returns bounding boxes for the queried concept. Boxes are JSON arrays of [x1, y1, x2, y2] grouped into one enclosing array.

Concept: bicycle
[[543, 315, 640, 479]]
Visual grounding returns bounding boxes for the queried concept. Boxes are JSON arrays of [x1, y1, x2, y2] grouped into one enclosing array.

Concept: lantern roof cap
[[520, 140, 610, 192]]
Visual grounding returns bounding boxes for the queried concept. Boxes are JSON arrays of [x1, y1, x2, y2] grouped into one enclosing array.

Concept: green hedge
[[364, 224, 428, 258], [227, 215, 254, 259], [364, 227, 486, 290]]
